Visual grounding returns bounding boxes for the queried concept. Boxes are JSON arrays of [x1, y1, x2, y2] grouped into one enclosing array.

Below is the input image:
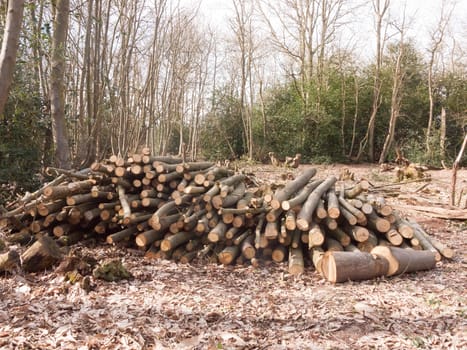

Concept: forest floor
[[0, 164, 466, 350]]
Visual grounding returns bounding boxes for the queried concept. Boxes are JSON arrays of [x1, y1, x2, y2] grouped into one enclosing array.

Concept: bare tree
[[0, 0, 25, 118], [357, 0, 390, 162], [425, 0, 454, 161], [379, 15, 407, 164], [49, 0, 71, 168], [231, 0, 256, 159]]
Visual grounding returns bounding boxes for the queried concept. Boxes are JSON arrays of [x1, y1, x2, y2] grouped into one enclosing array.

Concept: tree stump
[[21, 236, 63, 272]]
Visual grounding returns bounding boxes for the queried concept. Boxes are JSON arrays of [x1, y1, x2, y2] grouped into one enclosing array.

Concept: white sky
[[183, 0, 466, 56]]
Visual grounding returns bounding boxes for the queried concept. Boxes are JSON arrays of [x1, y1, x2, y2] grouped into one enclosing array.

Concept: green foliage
[[0, 65, 47, 204], [199, 89, 246, 160]]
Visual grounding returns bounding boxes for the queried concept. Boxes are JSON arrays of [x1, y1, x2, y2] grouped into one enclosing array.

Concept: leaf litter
[[0, 164, 466, 349]]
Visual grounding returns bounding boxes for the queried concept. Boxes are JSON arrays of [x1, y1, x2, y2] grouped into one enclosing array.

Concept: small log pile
[[0, 149, 455, 282]]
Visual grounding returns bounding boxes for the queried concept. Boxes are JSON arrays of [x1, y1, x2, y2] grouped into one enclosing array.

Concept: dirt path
[[0, 164, 465, 349]]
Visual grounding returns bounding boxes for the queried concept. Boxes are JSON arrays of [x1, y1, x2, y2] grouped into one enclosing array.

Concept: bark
[[21, 236, 63, 272], [0, 249, 20, 273], [322, 251, 389, 283], [50, 0, 71, 168], [371, 246, 436, 276], [0, 0, 25, 118], [296, 176, 337, 231]]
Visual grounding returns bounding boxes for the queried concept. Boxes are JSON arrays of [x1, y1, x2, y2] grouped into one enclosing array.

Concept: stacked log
[[0, 151, 454, 282]]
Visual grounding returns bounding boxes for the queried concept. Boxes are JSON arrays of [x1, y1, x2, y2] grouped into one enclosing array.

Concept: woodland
[[0, 0, 466, 349], [0, 0, 465, 197]]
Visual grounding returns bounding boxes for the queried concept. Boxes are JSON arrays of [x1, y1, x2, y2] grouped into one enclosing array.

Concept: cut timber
[[385, 228, 403, 246], [338, 197, 366, 225], [106, 226, 139, 244], [326, 188, 340, 219], [288, 246, 304, 275], [285, 210, 297, 230], [21, 236, 63, 272], [322, 251, 389, 283], [135, 229, 165, 247], [344, 180, 370, 198], [241, 234, 256, 259], [410, 222, 446, 261], [395, 217, 414, 239], [272, 245, 288, 262], [414, 225, 455, 259], [371, 246, 437, 276], [310, 247, 324, 274], [0, 249, 20, 273], [325, 237, 344, 252], [161, 231, 196, 252], [270, 168, 317, 210], [280, 179, 322, 211], [218, 245, 240, 265], [296, 176, 337, 231], [365, 211, 391, 233], [327, 227, 351, 247], [344, 225, 369, 243], [43, 179, 96, 199], [308, 222, 325, 248], [207, 222, 228, 243]]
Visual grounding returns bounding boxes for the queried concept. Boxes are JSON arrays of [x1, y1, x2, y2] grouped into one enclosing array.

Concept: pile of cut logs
[[0, 150, 454, 283]]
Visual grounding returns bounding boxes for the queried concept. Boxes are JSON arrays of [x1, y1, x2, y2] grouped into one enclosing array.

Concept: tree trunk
[[50, 0, 71, 169], [0, 0, 25, 118]]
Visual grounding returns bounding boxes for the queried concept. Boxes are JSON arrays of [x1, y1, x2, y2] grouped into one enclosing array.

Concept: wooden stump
[[0, 249, 21, 273], [21, 236, 63, 272]]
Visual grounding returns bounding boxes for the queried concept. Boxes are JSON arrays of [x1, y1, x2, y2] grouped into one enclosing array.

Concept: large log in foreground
[[321, 251, 389, 283], [0, 153, 454, 283]]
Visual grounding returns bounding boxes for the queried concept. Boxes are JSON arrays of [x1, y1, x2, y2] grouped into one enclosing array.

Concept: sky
[[182, 0, 466, 57]]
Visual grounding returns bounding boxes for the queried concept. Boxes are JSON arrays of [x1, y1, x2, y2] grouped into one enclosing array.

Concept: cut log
[[365, 211, 391, 233], [207, 222, 228, 243], [289, 246, 304, 275], [343, 225, 369, 243], [264, 221, 279, 240], [218, 245, 240, 265], [410, 222, 445, 261], [326, 188, 340, 219], [315, 199, 328, 220], [371, 246, 437, 276], [338, 197, 366, 225], [135, 229, 165, 247], [0, 249, 21, 273], [310, 247, 324, 274], [343, 180, 370, 198], [356, 230, 378, 253], [21, 236, 63, 272], [43, 179, 96, 199], [308, 222, 325, 248], [280, 179, 322, 211], [385, 228, 403, 246], [161, 231, 196, 252], [327, 227, 351, 247], [322, 251, 389, 283], [106, 226, 139, 244], [270, 168, 317, 210], [324, 237, 344, 252], [296, 176, 337, 231], [285, 210, 297, 230], [272, 245, 288, 262]]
